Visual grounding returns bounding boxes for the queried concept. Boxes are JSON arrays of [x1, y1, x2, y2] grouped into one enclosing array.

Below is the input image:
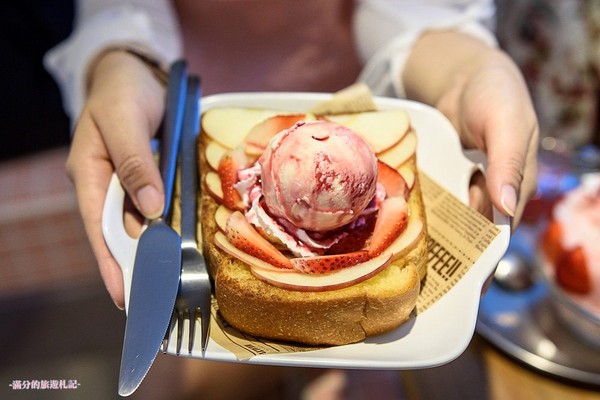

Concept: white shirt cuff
[[43, 4, 182, 125], [354, 0, 498, 98]]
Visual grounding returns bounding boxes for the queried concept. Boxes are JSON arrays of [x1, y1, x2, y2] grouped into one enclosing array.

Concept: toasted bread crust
[[198, 129, 428, 345]]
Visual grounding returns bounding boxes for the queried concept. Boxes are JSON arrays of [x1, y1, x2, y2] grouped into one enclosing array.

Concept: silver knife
[[118, 60, 188, 397]]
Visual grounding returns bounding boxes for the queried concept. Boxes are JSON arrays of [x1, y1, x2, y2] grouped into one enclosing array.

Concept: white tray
[[102, 92, 510, 369]]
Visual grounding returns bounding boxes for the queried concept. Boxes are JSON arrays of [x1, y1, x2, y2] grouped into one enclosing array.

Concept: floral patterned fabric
[[496, 0, 600, 150]]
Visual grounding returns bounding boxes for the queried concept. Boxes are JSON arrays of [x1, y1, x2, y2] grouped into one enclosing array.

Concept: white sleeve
[[353, 0, 498, 97], [43, 0, 183, 123]]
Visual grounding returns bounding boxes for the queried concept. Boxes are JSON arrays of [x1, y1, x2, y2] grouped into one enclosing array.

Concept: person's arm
[[353, 0, 538, 227], [44, 0, 183, 308]]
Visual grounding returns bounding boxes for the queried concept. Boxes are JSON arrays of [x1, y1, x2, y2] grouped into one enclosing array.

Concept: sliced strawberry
[[226, 211, 292, 269], [325, 214, 376, 255], [215, 231, 293, 273], [541, 221, 562, 264], [244, 114, 305, 151], [368, 197, 409, 258], [377, 160, 408, 199], [290, 251, 371, 274], [555, 246, 592, 294], [217, 148, 247, 210]]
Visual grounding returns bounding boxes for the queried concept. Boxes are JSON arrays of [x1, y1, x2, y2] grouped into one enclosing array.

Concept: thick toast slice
[[198, 110, 428, 345]]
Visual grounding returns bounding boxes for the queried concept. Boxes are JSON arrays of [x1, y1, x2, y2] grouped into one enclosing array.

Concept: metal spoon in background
[[494, 249, 534, 291]]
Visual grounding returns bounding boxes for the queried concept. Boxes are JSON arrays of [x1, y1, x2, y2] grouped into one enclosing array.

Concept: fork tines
[[162, 74, 211, 357]]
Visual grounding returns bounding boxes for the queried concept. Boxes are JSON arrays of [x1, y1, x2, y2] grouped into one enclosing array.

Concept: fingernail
[[114, 300, 125, 311], [136, 185, 163, 219], [500, 184, 517, 217]]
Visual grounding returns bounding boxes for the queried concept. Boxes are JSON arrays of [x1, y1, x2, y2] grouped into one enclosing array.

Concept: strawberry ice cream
[[259, 120, 378, 231]]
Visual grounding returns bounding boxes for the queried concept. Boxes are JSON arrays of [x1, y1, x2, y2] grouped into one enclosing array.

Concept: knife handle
[[180, 76, 202, 245], [160, 60, 188, 221]]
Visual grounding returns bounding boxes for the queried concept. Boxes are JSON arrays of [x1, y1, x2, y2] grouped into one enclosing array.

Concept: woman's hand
[[66, 50, 166, 308], [404, 30, 538, 228]]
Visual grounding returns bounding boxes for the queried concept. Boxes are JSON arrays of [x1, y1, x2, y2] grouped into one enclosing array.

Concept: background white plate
[[102, 92, 510, 369]]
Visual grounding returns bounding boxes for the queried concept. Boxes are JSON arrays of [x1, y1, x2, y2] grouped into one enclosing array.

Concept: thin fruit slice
[[325, 109, 409, 153], [215, 205, 233, 232], [368, 197, 409, 257], [378, 214, 425, 280], [250, 251, 393, 292], [205, 140, 228, 171], [214, 231, 293, 273], [377, 130, 417, 168], [290, 251, 371, 274], [202, 107, 288, 149], [398, 163, 415, 192], [244, 114, 306, 152], [384, 218, 425, 262], [245, 142, 266, 158], [377, 160, 408, 199], [217, 149, 247, 211], [205, 171, 224, 203], [226, 211, 292, 270]]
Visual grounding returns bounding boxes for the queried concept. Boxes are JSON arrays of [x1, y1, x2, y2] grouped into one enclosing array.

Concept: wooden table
[[400, 334, 600, 400]]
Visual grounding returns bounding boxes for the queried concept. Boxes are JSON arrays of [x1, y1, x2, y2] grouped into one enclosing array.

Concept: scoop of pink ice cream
[[259, 120, 377, 231]]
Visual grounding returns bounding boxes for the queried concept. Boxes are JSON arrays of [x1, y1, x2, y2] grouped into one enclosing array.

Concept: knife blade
[[118, 60, 188, 397]]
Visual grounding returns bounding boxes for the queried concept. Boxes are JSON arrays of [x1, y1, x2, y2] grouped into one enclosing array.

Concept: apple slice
[[226, 211, 292, 270], [384, 218, 425, 262], [250, 251, 393, 292], [203, 107, 292, 149], [368, 197, 409, 258], [205, 140, 228, 171], [377, 160, 408, 199], [244, 114, 306, 152], [325, 110, 409, 153], [205, 171, 224, 203], [398, 163, 415, 192], [290, 251, 371, 274], [377, 130, 417, 168], [245, 142, 266, 158], [215, 205, 232, 232], [214, 231, 294, 273]]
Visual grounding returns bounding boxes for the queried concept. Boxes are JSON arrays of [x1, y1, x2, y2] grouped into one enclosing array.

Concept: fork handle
[[179, 76, 202, 245]]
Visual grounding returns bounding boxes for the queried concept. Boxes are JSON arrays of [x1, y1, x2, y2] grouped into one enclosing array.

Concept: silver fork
[[171, 75, 211, 356]]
